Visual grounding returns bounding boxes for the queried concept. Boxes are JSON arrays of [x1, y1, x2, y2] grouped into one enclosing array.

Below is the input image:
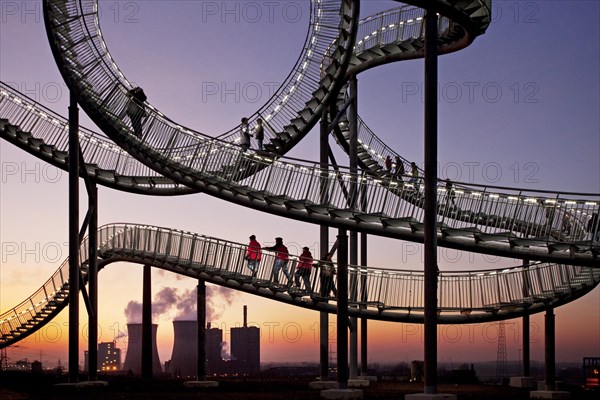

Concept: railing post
[[200, 140, 214, 173], [189, 235, 197, 266]]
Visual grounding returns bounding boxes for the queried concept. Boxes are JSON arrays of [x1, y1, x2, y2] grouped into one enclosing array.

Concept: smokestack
[[122, 323, 162, 375], [243, 305, 247, 328], [170, 320, 198, 379]]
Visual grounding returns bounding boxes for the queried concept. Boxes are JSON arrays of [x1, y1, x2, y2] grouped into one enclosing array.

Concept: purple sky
[[1, 1, 598, 366]]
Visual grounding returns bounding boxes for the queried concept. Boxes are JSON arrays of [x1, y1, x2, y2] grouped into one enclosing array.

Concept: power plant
[[230, 305, 260, 375], [167, 306, 260, 378], [122, 323, 162, 375], [206, 323, 225, 376], [169, 320, 198, 379]]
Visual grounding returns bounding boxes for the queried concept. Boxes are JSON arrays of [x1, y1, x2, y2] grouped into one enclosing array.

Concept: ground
[[1, 373, 598, 400]]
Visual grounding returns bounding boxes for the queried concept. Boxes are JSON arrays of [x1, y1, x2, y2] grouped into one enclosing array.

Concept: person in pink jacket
[[294, 247, 314, 291], [245, 235, 262, 276], [264, 237, 291, 285]]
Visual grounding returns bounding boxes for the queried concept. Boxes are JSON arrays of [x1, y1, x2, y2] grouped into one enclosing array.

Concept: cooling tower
[[122, 323, 162, 375], [170, 320, 198, 378], [170, 321, 225, 377]]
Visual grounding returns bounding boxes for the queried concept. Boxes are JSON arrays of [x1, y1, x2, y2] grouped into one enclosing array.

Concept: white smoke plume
[[124, 284, 238, 323]]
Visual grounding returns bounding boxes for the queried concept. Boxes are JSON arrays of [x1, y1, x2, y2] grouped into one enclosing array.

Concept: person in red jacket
[[245, 235, 262, 276], [264, 237, 291, 285], [294, 247, 314, 291]]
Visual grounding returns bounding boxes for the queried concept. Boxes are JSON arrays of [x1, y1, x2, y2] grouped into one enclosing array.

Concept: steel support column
[[523, 313, 530, 377], [337, 230, 349, 389], [360, 231, 368, 376], [523, 260, 530, 378], [68, 92, 80, 383], [319, 109, 330, 381], [197, 280, 206, 380], [348, 74, 359, 380], [87, 183, 98, 381], [142, 265, 152, 379], [423, 8, 439, 395], [544, 307, 556, 391]]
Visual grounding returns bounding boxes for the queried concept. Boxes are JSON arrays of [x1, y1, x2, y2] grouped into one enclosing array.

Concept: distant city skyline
[[1, 0, 598, 370]]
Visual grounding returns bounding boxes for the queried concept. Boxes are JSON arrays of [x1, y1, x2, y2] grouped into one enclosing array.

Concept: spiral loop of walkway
[[2, 223, 598, 348], [44, 0, 359, 158], [0, 3, 466, 196], [39, 0, 600, 265]]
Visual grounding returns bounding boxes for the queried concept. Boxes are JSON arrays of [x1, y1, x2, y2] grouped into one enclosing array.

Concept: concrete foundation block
[[53, 383, 79, 388], [360, 375, 378, 382], [510, 376, 537, 388], [309, 381, 339, 390], [405, 394, 457, 400], [348, 379, 370, 388], [537, 381, 566, 391], [76, 381, 109, 388], [183, 380, 219, 388], [320, 388, 363, 400], [529, 390, 570, 399]]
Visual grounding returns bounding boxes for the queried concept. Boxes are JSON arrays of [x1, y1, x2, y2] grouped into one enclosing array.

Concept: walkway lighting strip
[[265, 2, 323, 122]]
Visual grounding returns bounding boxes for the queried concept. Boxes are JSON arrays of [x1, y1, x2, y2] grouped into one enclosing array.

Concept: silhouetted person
[[587, 213, 600, 242], [408, 162, 419, 184], [445, 179, 456, 207], [240, 117, 251, 151], [561, 213, 571, 237], [294, 247, 313, 291], [264, 237, 291, 285], [127, 87, 147, 138], [394, 156, 404, 181], [319, 253, 337, 297], [385, 155, 392, 174], [253, 118, 264, 151], [245, 235, 262, 276]]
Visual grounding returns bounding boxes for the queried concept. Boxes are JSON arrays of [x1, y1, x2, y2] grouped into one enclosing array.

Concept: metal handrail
[[0, 82, 184, 191], [3, 77, 598, 261], [2, 222, 598, 347], [44, 0, 356, 155]]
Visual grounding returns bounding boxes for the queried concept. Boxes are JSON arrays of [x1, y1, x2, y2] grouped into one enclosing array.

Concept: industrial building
[[167, 306, 260, 378], [84, 341, 122, 372], [230, 305, 260, 375], [122, 323, 162, 375]]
